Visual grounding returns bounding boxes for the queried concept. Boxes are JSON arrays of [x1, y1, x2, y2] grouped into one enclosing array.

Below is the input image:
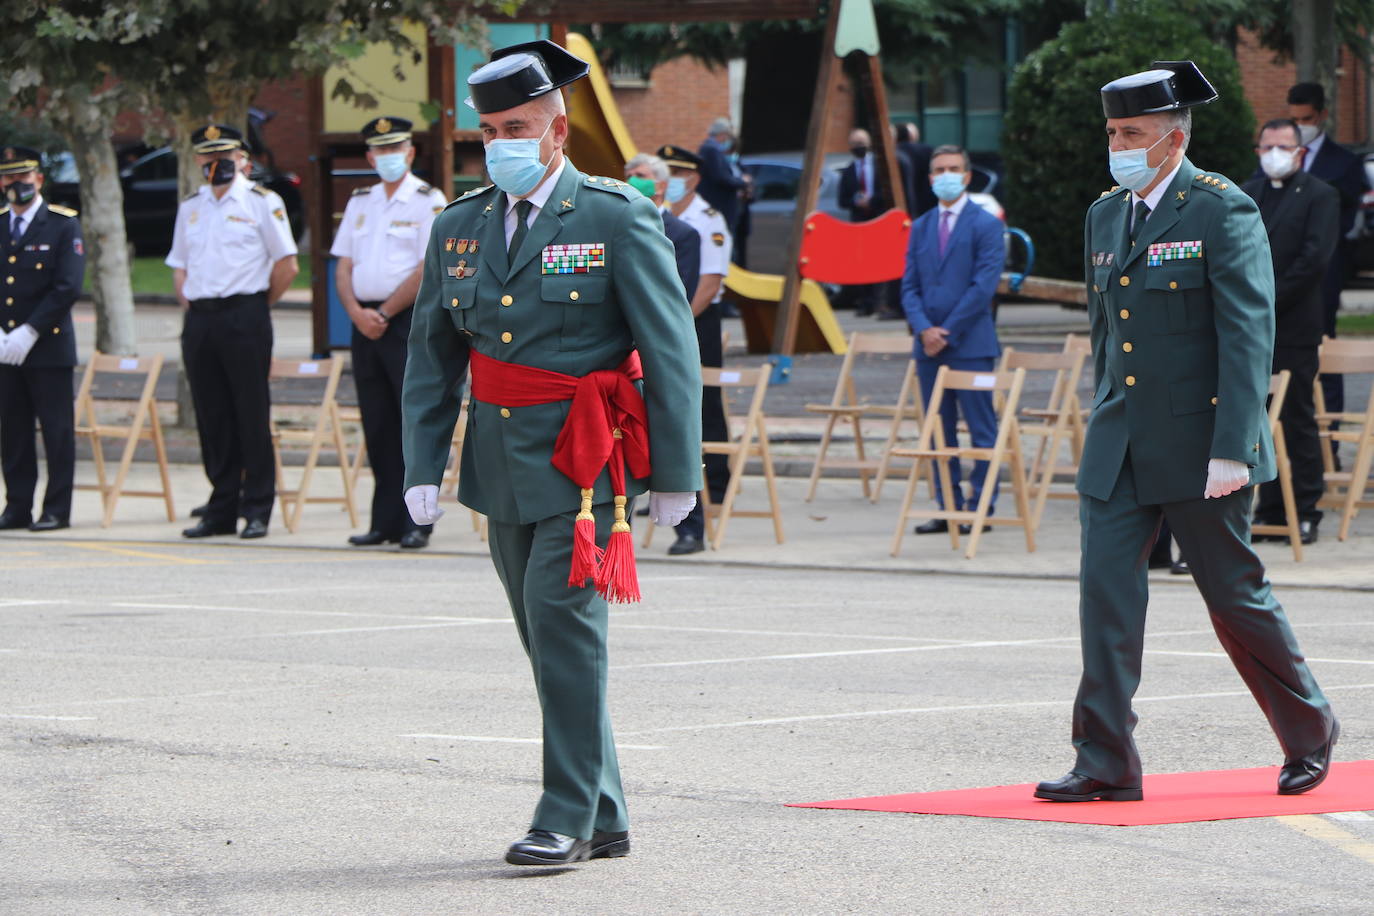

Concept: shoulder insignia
[[583, 176, 635, 199], [250, 183, 269, 197], [47, 203, 79, 217], [417, 184, 432, 194], [351, 186, 371, 197], [442, 184, 495, 211], [705, 206, 718, 216], [1092, 186, 1126, 204], [0, 205, 9, 216], [1192, 173, 1234, 196], [183, 190, 199, 201]]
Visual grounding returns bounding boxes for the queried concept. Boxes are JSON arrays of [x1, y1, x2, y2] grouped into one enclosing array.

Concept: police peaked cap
[[656, 145, 701, 171], [0, 145, 42, 176], [465, 39, 589, 114], [191, 124, 245, 154], [1100, 60, 1218, 119], [362, 116, 413, 146]]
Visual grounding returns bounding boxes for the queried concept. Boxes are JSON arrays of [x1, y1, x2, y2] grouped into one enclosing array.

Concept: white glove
[[0, 330, 9, 364], [404, 484, 445, 525], [1203, 458, 1249, 499], [649, 491, 697, 527], [0, 325, 37, 366]]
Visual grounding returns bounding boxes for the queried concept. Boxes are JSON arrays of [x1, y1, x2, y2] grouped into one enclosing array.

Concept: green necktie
[[1130, 200, 1150, 243], [508, 198, 533, 267]]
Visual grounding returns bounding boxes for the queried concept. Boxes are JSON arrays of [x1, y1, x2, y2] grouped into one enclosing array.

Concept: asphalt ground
[[2, 541, 1373, 914]]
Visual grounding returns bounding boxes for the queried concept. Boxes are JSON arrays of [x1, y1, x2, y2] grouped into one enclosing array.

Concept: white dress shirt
[[1131, 158, 1184, 230], [8, 194, 41, 240], [503, 158, 567, 247], [166, 173, 297, 300], [676, 193, 731, 302], [1302, 131, 1326, 172], [330, 172, 446, 301]]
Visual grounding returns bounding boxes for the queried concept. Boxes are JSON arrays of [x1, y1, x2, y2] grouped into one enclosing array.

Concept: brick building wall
[[1235, 28, 1370, 146], [611, 56, 731, 155]]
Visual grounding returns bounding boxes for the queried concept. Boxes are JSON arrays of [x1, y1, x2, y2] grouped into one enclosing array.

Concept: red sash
[[468, 349, 650, 602]]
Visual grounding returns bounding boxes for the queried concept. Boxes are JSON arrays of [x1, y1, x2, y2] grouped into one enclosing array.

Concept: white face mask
[[1260, 148, 1298, 181], [1297, 123, 1320, 146]]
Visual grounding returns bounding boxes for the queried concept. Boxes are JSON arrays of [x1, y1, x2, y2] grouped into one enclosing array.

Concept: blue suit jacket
[[900, 199, 1004, 360]]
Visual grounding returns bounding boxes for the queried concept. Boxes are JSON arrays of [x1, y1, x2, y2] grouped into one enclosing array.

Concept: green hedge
[[1003, 6, 1257, 280]]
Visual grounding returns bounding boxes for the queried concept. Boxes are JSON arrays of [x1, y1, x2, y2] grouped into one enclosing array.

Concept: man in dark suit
[[1287, 82, 1369, 439], [624, 153, 700, 302], [0, 145, 84, 532], [1242, 118, 1339, 545], [897, 123, 936, 216], [839, 128, 909, 319], [1034, 62, 1336, 804], [696, 118, 748, 236], [900, 144, 1005, 531]]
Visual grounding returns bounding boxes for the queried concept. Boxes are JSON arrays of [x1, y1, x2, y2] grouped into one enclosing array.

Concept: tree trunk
[[58, 90, 137, 356], [1292, 0, 1340, 136]]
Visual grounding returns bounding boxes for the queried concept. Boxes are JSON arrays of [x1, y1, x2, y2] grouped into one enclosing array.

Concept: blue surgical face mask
[[374, 152, 409, 183], [931, 171, 966, 202], [665, 176, 688, 203], [1108, 129, 1172, 192], [485, 117, 555, 197]]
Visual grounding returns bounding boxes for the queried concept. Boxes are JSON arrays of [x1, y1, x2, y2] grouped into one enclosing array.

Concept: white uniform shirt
[[166, 173, 297, 300], [676, 193, 731, 303], [329, 171, 447, 302]]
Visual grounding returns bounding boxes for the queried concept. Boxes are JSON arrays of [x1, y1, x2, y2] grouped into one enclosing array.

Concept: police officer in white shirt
[[331, 117, 447, 549], [658, 145, 731, 555], [168, 124, 298, 540]]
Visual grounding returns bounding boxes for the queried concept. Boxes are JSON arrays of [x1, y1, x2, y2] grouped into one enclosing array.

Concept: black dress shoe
[[190, 503, 207, 518], [914, 519, 948, 534], [1034, 771, 1142, 802], [28, 513, 70, 532], [182, 519, 236, 538], [1170, 558, 1190, 575], [1147, 549, 1173, 569], [1278, 720, 1339, 795], [589, 829, 630, 859], [505, 829, 591, 866], [0, 510, 33, 530], [958, 523, 992, 535], [668, 533, 705, 555], [1299, 520, 1319, 545], [399, 529, 429, 549], [348, 530, 389, 546], [239, 519, 269, 539]]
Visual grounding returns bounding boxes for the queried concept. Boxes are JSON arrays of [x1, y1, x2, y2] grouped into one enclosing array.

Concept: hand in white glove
[[1203, 458, 1249, 499], [649, 491, 697, 527], [0, 325, 37, 366], [0, 330, 9, 364], [404, 484, 445, 525]]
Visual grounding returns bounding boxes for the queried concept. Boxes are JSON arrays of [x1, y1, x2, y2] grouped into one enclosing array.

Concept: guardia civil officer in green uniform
[[401, 41, 702, 866], [1035, 62, 1337, 803]]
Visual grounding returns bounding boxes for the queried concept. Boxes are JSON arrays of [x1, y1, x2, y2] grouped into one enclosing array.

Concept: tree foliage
[[1001, 5, 1257, 280]]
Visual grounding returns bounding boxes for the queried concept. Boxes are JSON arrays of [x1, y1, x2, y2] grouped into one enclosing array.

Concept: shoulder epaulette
[[0, 205, 10, 216], [47, 203, 79, 218], [1095, 185, 1122, 200], [250, 183, 269, 197], [183, 190, 199, 201], [417, 184, 433, 194], [705, 206, 718, 216], [583, 176, 635, 198], [443, 184, 494, 211], [1191, 172, 1233, 195], [351, 186, 371, 197]]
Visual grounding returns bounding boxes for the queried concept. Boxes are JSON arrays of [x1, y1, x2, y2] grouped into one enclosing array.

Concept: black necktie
[[1130, 200, 1150, 243], [508, 199, 532, 266]]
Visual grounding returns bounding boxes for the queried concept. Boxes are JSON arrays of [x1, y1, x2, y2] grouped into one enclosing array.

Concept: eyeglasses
[[1255, 145, 1300, 154]]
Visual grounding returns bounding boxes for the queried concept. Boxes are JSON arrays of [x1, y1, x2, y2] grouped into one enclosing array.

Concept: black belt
[[189, 292, 267, 312]]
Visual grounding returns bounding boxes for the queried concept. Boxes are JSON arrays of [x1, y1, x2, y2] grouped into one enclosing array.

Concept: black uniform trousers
[[1257, 346, 1324, 524], [182, 294, 275, 526], [1317, 247, 1349, 432], [676, 303, 730, 541], [1072, 454, 1332, 788], [351, 304, 428, 539], [0, 365, 74, 521]]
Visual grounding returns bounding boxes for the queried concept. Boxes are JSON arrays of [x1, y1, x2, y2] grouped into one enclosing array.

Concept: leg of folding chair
[[1008, 426, 1036, 554], [1337, 434, 1374, 541], [757, 417, 785, 544], [273, 434, 294, 533], [102, 396, 153, 528], [1274, 424, 1302, 562], [329, 404, 359, 527], [709, 443, 749, 551], [805, 411, 841, 502], [889, 455, 923, 557], [851, 414, 873, 501], [149, 408, 177, 521]]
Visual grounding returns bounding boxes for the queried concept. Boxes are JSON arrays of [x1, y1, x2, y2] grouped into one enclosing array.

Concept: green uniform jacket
[[402, 161, 704, 523], [1077, 157, 1277, 505]]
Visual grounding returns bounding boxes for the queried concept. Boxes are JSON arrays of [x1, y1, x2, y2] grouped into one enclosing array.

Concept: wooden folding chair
[[889, 366, 1034, 559], [804, 331, 924, 503], [642, 366, 784, 551], [437, 400, 486, 539], [1250, 371, 1303, 561], [998, 347, 1086, 533], [270, 357, 358, 533], [335, 404, 368, 497], [1313, 340, 1374, 540], [73, 353, 176, 526]]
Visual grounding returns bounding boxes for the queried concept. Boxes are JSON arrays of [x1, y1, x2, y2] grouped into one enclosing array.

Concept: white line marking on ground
[[223, 622, 486, 639], [13, 685, 320, 710], [0, 714, 98, 721], [614, 623, 965, 643], [611, 635, 1082, 670], [400, 733, 665, 751], [0, 599, 72, 608], [109, 601, 506, 625]]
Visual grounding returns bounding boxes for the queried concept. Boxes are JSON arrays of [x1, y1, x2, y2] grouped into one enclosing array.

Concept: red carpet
[[789, 761, 1374, 826]]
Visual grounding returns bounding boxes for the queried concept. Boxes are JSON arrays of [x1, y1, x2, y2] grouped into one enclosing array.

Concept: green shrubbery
[[1002, 6, 1257, 280]]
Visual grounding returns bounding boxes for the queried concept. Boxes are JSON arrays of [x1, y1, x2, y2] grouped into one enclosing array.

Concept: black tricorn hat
[[191, 124, 245, 154], [0, 145, 42, 176], [465, 39, 589, 114], [656, 145, 701, 171], [1100, 60, 1218, 119]]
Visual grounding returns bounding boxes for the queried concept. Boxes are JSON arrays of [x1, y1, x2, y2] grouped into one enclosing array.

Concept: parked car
[[43, 146, 305, 255], [738, 151, 1003, 275]]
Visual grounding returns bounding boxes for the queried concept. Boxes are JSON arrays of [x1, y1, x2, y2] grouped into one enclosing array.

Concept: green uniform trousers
[[487, 503, 628, 840], [1072, 456, 1332, 787]]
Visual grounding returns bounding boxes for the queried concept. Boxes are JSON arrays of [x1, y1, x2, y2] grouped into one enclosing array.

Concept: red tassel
[[567, 488, 601, 588], [594, 495, 641, 603]]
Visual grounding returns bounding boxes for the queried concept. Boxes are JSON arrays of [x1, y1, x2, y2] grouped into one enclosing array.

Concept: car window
[[47, 152, 80, 184], [131, 149, 177, 182], [747, 164, 801, 202]]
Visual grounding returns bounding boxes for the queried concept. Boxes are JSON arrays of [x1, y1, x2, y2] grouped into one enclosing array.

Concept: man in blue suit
[[900, 145, 1006, 533]]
